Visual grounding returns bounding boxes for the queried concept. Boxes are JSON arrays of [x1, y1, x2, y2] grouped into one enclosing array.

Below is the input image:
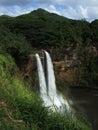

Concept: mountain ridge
[[0, 8, 98, 49]]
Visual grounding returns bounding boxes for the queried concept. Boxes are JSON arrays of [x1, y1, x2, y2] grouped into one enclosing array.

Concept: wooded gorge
[[0, 8, 98, 130], [0, 8, 98, 87]]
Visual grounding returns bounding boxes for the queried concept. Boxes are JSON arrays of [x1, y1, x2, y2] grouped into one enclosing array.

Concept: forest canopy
[[0, 8, 98, 49]]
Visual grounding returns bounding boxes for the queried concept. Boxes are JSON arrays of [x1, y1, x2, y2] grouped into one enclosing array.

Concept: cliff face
[[53, 61, 78, 85], [54, 45, 98, 86], [20, 45, 98, 87]]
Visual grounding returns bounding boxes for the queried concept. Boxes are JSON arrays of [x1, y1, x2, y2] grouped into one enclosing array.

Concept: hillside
[[0, 8, 98, 48], [0, 8, 97, 129], [0, 47, 92, 130], [0, 8, 98, 88]]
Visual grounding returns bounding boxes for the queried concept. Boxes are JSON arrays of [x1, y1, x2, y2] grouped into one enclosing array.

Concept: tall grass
[[0, 54, 92, 130]]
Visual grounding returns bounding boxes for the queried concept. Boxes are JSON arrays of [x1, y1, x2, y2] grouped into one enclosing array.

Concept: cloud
[[0, 6, 35, 16], [79, 6, 88, 18], [0, 0, 34, 6], [0, 0, 98, 7], [62, 5, 89, 19], [58, 6, 80, 19], [0, 0, 98, 21], [0, 3, 61, 17], [41, 5, 61, 15]]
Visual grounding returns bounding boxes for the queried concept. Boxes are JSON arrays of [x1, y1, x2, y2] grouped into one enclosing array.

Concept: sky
[[0, 0, 98, 22]]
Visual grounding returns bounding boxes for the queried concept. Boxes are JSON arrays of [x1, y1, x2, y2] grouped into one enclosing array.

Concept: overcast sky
[[0, 0, 98, 21]]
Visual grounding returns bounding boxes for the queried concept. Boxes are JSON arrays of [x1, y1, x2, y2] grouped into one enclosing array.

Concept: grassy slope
[[0, 53, 92, 130]]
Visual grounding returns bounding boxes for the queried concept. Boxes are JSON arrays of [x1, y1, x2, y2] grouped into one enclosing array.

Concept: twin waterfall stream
[[35, 51, 70, 113]]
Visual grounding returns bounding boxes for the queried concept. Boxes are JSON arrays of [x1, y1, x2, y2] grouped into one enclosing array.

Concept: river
[[67, 87, 98, 130]]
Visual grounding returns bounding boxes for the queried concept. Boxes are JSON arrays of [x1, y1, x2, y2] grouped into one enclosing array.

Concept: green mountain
[[0, 9, 94, 130], [0, 9, 98, 87], [0, 8, 97, 48]]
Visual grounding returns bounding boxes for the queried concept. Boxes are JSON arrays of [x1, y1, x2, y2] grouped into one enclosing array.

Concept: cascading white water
[[35, 51, 70, 112], [44, 51, 57, 97], [35, 54, 47, 102], [36, 53, 53, 107], [45, 51, 70, 112]]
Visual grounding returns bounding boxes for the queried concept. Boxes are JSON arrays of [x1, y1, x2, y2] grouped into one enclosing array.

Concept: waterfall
[[35, 54, 48, 103], [36, 53, 53, 107], [45, 51, 70, 112], [44, 51, 57, 97], [35, 51, 70, 112]]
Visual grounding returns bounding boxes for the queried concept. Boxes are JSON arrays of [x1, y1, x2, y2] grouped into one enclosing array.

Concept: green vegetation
[[0, 8, 97, 129], [0, 54, 92, 130], [0, 8, 97, 48], [0, 8, 98, 88], [0, 25, 33, 67], [0, 8, 98, 48], [74, 45, 98, 87]]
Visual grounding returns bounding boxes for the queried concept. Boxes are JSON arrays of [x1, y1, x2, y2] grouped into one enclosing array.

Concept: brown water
[[68, 87, 98, 130]]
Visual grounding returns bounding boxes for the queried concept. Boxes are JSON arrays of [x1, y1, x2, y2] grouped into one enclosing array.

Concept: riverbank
[[67, 87, 98, 130]]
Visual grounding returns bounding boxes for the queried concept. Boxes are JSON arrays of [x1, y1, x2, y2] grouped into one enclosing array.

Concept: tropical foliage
[[0, 8, 97, 129]]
